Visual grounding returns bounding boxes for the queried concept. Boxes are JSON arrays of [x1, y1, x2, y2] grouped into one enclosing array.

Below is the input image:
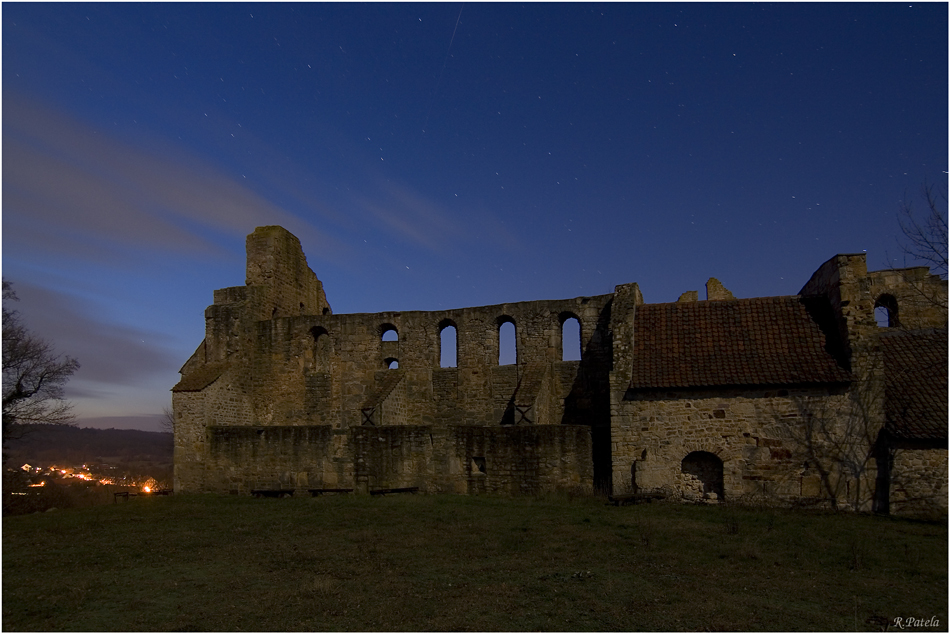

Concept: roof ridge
[[642, 294, 801, 308]]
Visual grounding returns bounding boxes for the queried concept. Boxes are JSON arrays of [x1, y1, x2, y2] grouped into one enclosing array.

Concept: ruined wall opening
[[681, 451, 724, 500], [498, 317, 517, 366], [385, 358, 399, 369], [874, 294, 899, 328], [309, 326, 330, 371], [560, 313, 582, 361], [439, 319, 458, 368], [380, 324, 399, 341]]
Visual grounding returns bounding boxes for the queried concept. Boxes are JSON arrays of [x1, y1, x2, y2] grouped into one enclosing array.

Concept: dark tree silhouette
[[897, 181, 948, 281], [2, 281, 80, 442]]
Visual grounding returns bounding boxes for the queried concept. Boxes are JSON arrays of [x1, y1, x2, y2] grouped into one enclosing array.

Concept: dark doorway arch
[[681, 451, 724, 500]]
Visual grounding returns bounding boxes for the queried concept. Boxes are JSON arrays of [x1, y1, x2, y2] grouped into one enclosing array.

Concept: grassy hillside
[[3, 494, 946, 631]]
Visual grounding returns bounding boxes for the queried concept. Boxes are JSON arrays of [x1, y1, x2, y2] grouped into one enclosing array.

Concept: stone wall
[[206, 425, 335, 494], [352, 426, 434, 491], [174, 227, 613, 496], [796, 255, 947, 511], [245, 226, 330, 320], [225, 296, 618, 434], [613, 386, 869, 507], [865, 267, 948, 331], [185, 423, 594, 497], [450, 425, 594, 495], [888, 442, 948, 515]]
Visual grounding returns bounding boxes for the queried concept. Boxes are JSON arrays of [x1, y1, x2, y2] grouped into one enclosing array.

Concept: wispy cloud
[[353, 176, 522, 256], [2, 91, 520, 276], [2, 92, 347, 265], [7, 281, 181, 389]]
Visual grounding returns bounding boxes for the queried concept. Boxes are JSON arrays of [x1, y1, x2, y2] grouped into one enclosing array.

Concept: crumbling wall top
[[705, 278, 735, 301], [245, 226, 330, 319]]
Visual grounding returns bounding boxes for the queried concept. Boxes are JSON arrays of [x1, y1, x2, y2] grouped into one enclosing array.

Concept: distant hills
[[76, 415, 166, 433], [3, 424, 172, 468]]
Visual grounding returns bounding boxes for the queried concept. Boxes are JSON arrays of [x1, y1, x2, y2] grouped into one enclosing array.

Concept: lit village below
[[3, 425, 173, 513], [14, 462, 166, 493], [6, 460, 171, 513]]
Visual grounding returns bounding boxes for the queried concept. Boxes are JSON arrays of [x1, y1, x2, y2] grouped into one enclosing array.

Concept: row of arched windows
[[435, 316, 581, 367], [309, 315, 584, 371]]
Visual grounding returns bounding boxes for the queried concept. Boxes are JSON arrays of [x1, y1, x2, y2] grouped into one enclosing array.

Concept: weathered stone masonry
[[174, 226, 947, 513]]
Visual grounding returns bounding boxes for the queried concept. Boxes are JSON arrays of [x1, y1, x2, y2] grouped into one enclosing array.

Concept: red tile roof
[[882, 328, 948, 441], [629, 296, 851, 390]]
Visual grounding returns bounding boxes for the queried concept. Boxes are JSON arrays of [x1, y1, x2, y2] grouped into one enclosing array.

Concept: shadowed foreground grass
[[3, 493, 946, 631]]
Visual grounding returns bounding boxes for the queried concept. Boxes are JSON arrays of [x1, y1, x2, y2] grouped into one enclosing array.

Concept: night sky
[[3, 3, 947, 432]]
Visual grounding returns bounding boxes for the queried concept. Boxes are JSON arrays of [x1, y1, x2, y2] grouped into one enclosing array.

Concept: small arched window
[[498, 317, 516, 366], [380, 324, 399, 341], [384, 357, 399, 369], [439, 320, 458, 368], [874, 294, 899, 328]]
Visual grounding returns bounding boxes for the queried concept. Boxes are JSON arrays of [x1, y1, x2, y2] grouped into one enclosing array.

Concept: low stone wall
[[205, 425, 335, 494], [191, 423, 593, 497], [889, 444, 948, 515], [450, 425, 593, 496], [352, 426, 434, 491]]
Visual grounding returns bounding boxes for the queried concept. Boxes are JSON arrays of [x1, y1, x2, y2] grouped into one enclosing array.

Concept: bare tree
[[160, 406, 174, 434], [2, 281, 80, 441], [780, 382, 882, 512], [897, 181, 948, 280]]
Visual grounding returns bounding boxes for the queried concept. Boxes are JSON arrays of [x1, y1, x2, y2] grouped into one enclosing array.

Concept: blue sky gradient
[[3, 3, 947, 431]]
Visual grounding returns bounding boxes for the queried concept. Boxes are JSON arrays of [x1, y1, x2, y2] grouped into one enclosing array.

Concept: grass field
[[3, 493, 946, 631]]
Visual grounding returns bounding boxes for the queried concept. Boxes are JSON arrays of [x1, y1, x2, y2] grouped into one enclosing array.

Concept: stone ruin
[[173, 226, 948, 513]]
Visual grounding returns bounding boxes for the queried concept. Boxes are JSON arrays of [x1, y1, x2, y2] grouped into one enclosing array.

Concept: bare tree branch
[[2, 281, 80, 441], [160, 406, 174, 434], [897, 181, 948, 279]]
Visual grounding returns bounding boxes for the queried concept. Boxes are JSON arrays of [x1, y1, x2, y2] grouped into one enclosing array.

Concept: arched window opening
[[498, 318, 516, 366], [439, 321, 458, 368], [681, 451, 724, 501], [380, 324, 399, 341], [874, 307, 889, 328], [560, 315, 581, 361], [874, 294, 899, 328], [384, 358, 399, 369]]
